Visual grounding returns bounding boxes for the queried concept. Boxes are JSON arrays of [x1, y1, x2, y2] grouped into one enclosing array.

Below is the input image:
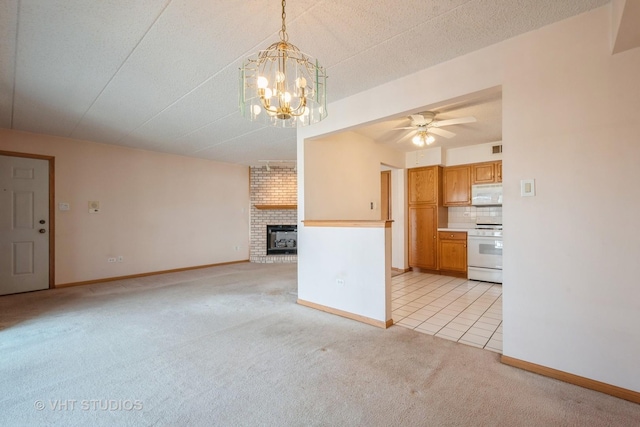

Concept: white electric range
[[467, 224, 503, 284]]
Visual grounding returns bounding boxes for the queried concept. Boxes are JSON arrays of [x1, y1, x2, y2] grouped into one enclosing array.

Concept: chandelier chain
[[279, 0, 288, 42]]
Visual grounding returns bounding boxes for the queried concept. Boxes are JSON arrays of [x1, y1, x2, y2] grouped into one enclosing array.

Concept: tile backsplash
[[448, 206, 502, 228]]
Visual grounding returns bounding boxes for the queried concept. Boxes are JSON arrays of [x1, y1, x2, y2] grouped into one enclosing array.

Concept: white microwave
[[471, 183, 503, 206]]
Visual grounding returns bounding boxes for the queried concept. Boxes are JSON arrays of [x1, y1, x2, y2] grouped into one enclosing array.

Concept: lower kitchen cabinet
[[438, 231, 467, 276], [408, 205, 438, 270]]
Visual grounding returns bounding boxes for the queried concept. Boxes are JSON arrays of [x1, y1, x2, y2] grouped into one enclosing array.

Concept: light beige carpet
[[1, 262, 638, 426]]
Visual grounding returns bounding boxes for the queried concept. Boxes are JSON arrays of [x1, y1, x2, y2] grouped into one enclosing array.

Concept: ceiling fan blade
[[395, 131, 414, 144], [432, 116, 477, 127], [429, 127, 456, 139], [392, 126, 416, 130]]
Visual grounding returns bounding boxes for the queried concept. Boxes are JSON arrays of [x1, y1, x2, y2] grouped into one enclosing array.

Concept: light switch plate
[[521, 179, 535, 197], [58, 202, 70, 211]]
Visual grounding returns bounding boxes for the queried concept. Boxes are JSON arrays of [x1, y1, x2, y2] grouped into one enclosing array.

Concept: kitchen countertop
[[437, 228, 472, 232]]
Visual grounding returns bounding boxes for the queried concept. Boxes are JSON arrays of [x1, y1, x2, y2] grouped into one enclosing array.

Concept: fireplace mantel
[[254, 204, 297, 210]]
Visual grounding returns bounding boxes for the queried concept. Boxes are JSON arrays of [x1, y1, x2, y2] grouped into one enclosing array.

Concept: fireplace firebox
[[267, 225, 297, 255]]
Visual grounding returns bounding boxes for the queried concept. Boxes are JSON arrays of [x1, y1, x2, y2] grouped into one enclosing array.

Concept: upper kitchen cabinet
[[443, 165, 471, 206], [408, 166, 441, 205], [472, 161, 502, 184]]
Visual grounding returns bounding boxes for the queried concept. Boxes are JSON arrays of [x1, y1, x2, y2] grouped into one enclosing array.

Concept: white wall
[[299, 4, 640, 392], [298, 224, 390, 323], [304, 131, 404, 220], [0, 129, 250, 284], [390, 168, 407, 270], [500, 6, 640, 391]]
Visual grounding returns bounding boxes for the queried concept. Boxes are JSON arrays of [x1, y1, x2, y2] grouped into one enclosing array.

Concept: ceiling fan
[[393, 111, 477, 147]]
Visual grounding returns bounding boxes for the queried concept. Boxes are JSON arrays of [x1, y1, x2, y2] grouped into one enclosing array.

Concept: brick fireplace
[[250, 165, 297, 263]]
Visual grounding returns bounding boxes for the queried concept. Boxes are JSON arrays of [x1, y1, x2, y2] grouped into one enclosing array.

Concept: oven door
[[467, 236, 503, 270]]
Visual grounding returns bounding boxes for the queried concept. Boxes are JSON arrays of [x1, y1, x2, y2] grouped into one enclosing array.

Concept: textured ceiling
[[0, 0, 609, 165]]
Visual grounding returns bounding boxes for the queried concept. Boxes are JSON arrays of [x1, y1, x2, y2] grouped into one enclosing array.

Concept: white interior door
[[0, 155, 50, 295]]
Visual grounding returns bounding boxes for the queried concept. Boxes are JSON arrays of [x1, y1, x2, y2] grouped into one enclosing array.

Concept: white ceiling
[[0, 0, 609, 165]]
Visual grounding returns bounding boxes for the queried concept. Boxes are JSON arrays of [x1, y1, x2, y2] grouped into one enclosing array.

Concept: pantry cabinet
[[407, 166, 447, 271], [408, 166, 439, 205], [408, 206, 438, 269], [438, 231, 467, 275]]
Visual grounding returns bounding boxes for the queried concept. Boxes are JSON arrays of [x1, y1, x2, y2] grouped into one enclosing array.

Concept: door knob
[[39, 229, 46, 234], [39, 219, 46, 224]]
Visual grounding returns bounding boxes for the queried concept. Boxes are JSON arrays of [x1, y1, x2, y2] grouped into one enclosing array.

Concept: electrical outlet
[[88, 200, 100, 214], [117, 256, 123, 262], [108, 257, 116, 263], [336, 278, 345, 286], [234, 246, 240, 251]]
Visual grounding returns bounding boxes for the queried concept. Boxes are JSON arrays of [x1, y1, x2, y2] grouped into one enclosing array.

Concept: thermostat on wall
[[88, 200, 100, 213]]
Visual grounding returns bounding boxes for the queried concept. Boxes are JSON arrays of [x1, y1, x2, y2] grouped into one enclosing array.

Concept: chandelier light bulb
[[252, 105, 261, 116], [257, 76, 268, 89], [275, 71, 286, 83], [264, 88, 273, 99], [283, 91, 292, 103], [295, 77, 306, 88]]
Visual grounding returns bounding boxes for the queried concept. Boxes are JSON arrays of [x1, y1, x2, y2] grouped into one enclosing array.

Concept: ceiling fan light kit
[[395, 111, 477, 147], [239, 0, 327, 128], [412, 130, 435, 147]]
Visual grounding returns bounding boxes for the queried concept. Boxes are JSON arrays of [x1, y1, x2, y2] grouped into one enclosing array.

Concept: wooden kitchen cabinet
[[408, 166, 440, 205], [443, 165, 471, 206], [407, 166, 447, 271], [438, 231, 467, 275], [472, 161, 502, 184], [409, 206, 438, 269]]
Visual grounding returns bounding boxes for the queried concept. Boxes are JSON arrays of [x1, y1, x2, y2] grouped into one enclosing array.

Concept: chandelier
[[239, 0, 327, 128], [412, 127, 435, 147]]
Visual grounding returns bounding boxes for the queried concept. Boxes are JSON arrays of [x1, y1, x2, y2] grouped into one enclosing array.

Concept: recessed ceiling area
[[0, 1, 608, 165], [353, 89, 502, 152]]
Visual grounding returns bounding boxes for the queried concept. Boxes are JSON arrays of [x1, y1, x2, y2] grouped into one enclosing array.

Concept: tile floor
[[391, 270, 503, 353]]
